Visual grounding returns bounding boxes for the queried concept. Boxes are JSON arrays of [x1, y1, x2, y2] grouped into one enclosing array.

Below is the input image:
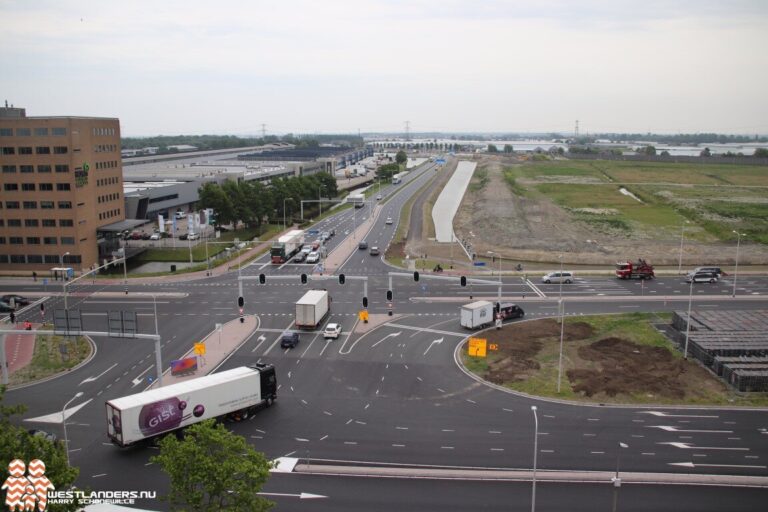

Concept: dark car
[[280, 332, 300, 349], [498, 303, 525, 320], [2, 295, 30, 307], [293, 251, 307, 263], [179, 233, 189, 241], [141, 233, 152, 240], [0, 301, 16, 313], [358, 241, 368, 250]]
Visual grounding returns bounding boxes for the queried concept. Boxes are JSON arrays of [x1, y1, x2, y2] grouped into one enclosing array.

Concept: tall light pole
[[558, 254, 564, 324], [612, 442, 629, 512], [62, 391, 83, 467], [683, 275, 694, 360], [318, 186, 323, 217], [732, 231, 746, 298], [677, 220, 689, 274], [557, 299, 566, 393], [531, 405, 538, 512], [61, 252, 70, 310], [487, 251, 502, 302]]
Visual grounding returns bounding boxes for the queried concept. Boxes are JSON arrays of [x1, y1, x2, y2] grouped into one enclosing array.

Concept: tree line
[[121, 134, 363, 153], [197, 172, 338, 228]]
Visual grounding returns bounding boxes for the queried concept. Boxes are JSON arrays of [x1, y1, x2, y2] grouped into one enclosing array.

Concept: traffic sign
[[194, 342, 206, 355], [468, 337, 487, 357], [473, 262, 486, 267]]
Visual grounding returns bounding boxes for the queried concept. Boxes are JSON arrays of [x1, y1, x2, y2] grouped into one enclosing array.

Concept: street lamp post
[[732, 231, 746, 298], [62, 391, 84, 467], [487, 251, 502, 302], [557, 299, 566, 393], [318, 186, 323, 217], [61, 252, 70, 310], [677, 220, 689, 274], [683, 276, 694, 359], [612, 442, 629, 512], [283, 198, 289, 231], [531, 405, 538, 512]]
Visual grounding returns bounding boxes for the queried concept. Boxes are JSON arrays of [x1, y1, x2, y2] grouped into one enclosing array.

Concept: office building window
[[23, 201, 37, 209], [5, 201, 19, 209], [42, 219, 56, 227], [26, 237, 40, 245], [58, 201, 72, 209], [18, 146, 32, 155], [10, 255, 25, 263], [24, 219, 39, 227], [37, 165, 51, 173], [39, 183, 53, 191], [40, 201, 54, 209], [7, 219, 21, 227], [44, 255, 58, 263], [55, 164, 69, 173], [15, 128, 31, 136], [59, 219, 73, 227], [34, 127, 49, 136], [56, 183, 71, 191], [0, 128, 12, 136], [2, 165, 16, 173], [53, 146, 68, 154], [20, 165, 33, 173], [61, 237, 75, 245], [0, 237, 4, 244], [27, 255, 43, 264], [3, 183, 18, 191], [9, 237, 23, 245], [2, 147, 15, 155], [0, 256, 7, 264], [0, 220, 3, 226], [21, 183, 35, 191], [43, 237, 57, 245], [52, 127, 67, 136], [35, 146, 51, 155]]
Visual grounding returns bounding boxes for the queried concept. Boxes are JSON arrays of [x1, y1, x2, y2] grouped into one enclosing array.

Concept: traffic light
[[301, 273, 307, 284], [362, 296, 368, 308], [460, 276, 467, 287], [40, 302, 45, 313], [495, 302, 501, 313], [259, 273, 266, 284], [238, 296, 244, 308], [413, 271, 420, 282], [339, 274, 346, 285], [386, 290, 393, 301]]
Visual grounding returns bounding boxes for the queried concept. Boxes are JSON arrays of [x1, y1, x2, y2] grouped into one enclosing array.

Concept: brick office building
[[0, 105, 125, 273]]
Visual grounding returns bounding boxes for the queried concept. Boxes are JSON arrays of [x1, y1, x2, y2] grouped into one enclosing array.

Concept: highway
[[2, 159, 767, 511]]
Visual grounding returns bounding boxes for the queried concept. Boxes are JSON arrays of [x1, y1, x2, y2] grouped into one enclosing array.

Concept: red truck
[[616, 259, 655, 279]]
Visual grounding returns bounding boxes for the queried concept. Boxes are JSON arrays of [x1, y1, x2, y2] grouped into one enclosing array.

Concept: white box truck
[[295, 289, 330, 329], [105, 364, 277, 447], [271, 229, 305, 264], [348, 193, 365, 208], [460, 300, 495, 329]]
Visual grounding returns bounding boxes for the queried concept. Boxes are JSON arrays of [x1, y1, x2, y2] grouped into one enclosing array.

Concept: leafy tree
[[487, 144, 498, 153], [151, 419, 273, 512], [395, 150, 407, 165], [660, 150, 670, 156], [503, 144, 514, 153], [198, 182, 235, 227], [700, 147, 711, 157], [376, 163, 399, 181], [642, 145, 657, 156], [0, 386, 79, 512], [754, 148, 768, 158]]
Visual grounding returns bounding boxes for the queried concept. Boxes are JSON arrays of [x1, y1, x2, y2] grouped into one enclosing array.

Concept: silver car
[[541, 271, 573, 284]]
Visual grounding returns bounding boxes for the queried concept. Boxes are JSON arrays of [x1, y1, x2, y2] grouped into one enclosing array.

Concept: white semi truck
[[105, 364, 277, 447], [271, 229, 305, 263], [295, 289, 330, 329], [347, 193, 365, 208], [460, 301, 525, 329]]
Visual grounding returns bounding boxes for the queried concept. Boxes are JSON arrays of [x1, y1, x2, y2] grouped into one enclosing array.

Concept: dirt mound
[[568, 337, 687, 398]]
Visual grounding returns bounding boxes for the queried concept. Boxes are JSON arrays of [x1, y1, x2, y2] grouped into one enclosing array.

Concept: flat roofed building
[[0, 106, 125, 272]]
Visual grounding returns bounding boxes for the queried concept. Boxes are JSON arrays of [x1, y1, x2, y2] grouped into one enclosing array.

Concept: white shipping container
[[106, 364, 276, 447], [295, 290, 330, 329], [460, 301, 494, 329]]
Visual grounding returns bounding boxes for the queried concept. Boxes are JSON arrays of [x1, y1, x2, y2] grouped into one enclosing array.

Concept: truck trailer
[[295, 289, 330, 329], [105, 364, 277, 447], [460, 301, 495, 329], [348, 193, 365, 208], [271, 229, 305, 263]]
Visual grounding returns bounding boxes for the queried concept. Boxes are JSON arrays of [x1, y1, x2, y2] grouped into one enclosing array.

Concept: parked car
[[280, 331, 300, 349], [369, 246, 380, 256], [686, 271, 719, 284], [187, 232, 200, 241], [129, 231, 143, 240], [140, 233, 152, 240], [323, 323, 342, 339], [149, 233, 162, 241], [306, 251, 320, 264], [179, 233, 189, 241], [541, 271, 573, 284], [358, 241, 368, 250], [2, 295, 30, 307], [385, 217, 393, 225]]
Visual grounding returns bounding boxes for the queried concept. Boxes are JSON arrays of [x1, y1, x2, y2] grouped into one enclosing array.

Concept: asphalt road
[[2, 158, 767, 511]]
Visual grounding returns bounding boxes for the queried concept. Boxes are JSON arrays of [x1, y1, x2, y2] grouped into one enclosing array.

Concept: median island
[[460, 313, 768, 407]]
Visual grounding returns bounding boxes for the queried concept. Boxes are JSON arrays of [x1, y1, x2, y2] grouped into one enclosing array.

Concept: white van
[[541, 271, 574, 284]]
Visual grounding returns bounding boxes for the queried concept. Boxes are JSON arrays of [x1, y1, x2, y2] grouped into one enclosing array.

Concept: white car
[[149, 233, 161, 241], [541, 271, 573, 284], [187, 232, 200, 241], [301, 245, 312, 255], [323, 323, 342, 339], [376, 194, 382, 200], [385, 217, 393, 225], [306, 251, 320, 264]]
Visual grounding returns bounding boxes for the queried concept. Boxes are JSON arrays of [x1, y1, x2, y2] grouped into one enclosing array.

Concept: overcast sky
[[1, 0, 766, 137]]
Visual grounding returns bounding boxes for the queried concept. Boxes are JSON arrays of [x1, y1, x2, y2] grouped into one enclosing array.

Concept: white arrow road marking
[[24, 399, 93, 424], [659, 442, 749, 451], [251, 335, 268, 352], [372, 331, 401, 348], [648, 425, 733, 434], [669, 462, 767, 469], [131, 365, 153, 387], [79, 363, 118, 386], [258, 492, 327, 500], [423, 337, 444, 355], [640, 411, 719, 419]]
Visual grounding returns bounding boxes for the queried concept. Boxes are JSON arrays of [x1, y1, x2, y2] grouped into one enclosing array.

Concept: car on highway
[[323, 323, 342, 339], [300, 245, 313, 256], [188, 232, 200, 241], [293, 251, 307, 263], [376, 194, 382, 200], [2, 295, 30, 307], [385, 217, 393, 225], [280, 331, 300, 349], [306, 251, 320, 264], [685, 271, 719, 284], [541, 271, 573, 284], [358, 241, 368, 250], [690, 266, 725, 277], [320, 231, 331, 241], [369, 246, 380, 256]]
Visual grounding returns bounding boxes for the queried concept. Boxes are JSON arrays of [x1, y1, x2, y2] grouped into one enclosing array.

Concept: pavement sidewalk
[[2, 323, 36, 375]]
